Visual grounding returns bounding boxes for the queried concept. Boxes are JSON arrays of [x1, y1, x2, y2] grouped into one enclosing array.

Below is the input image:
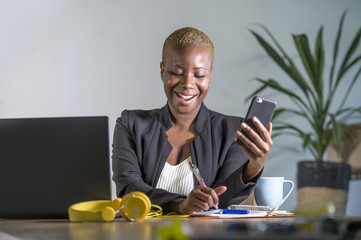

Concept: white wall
[[1, 0, 360, 214]]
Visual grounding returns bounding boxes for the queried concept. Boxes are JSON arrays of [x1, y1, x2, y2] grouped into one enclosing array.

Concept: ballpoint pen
[[188, 160, 218, 209], [188, 160, 206, 187]]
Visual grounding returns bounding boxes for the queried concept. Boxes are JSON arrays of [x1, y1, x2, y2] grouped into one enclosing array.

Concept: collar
[[160, 102, 210, 134]]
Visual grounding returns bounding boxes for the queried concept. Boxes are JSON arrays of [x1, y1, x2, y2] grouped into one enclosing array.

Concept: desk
[[0, 217, 359, 240]]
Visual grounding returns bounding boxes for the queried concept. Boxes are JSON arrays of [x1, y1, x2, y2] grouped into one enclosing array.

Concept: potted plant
[[247, 11, 361, 215]]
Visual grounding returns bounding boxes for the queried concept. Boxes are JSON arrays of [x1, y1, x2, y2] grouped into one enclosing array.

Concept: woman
[[112, 27, 273, 214]]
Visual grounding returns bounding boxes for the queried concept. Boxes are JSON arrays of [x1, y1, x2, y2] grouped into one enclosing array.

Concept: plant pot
[[297, 161, 351, 216]]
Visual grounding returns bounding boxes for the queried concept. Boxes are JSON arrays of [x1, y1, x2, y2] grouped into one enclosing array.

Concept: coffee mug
[[254, 177, 294, 210]]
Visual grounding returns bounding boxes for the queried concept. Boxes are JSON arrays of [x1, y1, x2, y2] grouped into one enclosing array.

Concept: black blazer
[[112, 103, 260, 212]]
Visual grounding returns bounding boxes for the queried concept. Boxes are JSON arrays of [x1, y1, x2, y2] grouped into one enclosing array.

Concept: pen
[[188, 160, 218, 209], [188, 161, 207, 187], [221, 209, 249, 214]]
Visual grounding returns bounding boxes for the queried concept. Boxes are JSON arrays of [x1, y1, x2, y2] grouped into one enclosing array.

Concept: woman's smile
[[175, 92, 197, 104]]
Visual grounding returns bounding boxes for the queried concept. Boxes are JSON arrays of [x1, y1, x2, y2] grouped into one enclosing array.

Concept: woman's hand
[[173, 185, 227, 215], [236, 117, 273, 182]]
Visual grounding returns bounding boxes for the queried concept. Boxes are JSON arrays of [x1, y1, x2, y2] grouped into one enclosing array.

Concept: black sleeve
[[111, 110, 184, 212], [214, 141, 262, 208], [207, 115, 261, 208]]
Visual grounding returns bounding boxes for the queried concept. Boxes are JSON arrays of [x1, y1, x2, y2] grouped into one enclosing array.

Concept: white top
[[155, 156, 195, 196]]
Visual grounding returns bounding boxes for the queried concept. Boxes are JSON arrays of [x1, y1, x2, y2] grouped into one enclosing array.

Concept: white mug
[[254, 177, 294, 210]]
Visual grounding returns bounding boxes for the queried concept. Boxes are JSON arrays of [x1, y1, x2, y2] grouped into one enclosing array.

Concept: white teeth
[[178, 93, 193, 99]]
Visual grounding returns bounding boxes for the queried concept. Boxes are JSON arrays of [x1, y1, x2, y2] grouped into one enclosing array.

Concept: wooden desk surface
[[0, 216, 357, 240]]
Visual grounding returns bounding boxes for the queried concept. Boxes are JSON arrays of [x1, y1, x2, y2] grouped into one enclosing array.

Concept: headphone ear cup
[[101, 206, 116, 222], [112, 198, 122, 209], [69, 200, 116, 222], [119, 191, 151, 221]]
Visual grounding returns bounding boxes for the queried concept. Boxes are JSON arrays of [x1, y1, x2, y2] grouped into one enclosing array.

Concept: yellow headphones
[[68, 191, 157, 222]]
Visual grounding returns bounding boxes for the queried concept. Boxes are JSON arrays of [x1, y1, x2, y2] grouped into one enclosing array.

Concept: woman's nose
[[180, 73, 195, 88]]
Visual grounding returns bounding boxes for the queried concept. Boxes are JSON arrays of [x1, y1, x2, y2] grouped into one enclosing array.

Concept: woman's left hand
[[236, 117, 273, 182]]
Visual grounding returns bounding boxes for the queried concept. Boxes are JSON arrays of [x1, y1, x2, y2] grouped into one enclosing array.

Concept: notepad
[[228, 204, 271, 212], [227, 205, 293, 217]]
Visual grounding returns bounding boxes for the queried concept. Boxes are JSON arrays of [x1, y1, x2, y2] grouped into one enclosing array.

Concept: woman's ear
[[209, 72, 212, 85], [160, 62, 164, 81]]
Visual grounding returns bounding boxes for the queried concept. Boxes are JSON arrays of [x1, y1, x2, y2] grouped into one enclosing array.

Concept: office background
[[1, 0, 360, 214]]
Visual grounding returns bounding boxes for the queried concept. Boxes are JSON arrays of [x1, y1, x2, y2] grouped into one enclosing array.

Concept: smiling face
[[161, 46, 212, 117]]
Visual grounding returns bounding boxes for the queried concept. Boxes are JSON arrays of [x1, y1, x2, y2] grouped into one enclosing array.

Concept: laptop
[[0, 116, 111, 219]]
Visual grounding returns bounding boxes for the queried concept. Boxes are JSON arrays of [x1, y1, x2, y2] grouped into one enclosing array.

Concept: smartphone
[[236, 96, 277, 146]]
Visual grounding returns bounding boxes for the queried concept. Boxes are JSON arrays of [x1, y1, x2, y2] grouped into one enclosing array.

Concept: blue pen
[[221, 209, 249, 214]]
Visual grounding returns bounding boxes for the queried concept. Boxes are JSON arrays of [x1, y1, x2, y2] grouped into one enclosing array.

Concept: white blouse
[[155, 156, 195, 196]]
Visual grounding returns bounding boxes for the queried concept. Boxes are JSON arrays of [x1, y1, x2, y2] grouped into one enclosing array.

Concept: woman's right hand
[[176, 185, 227, 214]]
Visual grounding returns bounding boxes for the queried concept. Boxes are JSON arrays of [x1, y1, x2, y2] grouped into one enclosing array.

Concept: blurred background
[[1, 0, 360, 214]]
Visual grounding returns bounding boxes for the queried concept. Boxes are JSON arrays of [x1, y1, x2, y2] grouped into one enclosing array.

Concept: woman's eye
[[195, 74, 205, 79], [170, 71, 183, 77]]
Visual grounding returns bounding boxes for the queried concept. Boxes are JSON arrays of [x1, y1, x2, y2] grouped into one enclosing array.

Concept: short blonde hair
[[162, 27, 214, 67]]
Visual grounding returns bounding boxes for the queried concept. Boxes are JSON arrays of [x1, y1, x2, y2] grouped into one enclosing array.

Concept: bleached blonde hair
[[162, 27, 214, 67]]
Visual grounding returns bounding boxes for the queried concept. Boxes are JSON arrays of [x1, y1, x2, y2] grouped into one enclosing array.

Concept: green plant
[[248, 12, 361, 161]]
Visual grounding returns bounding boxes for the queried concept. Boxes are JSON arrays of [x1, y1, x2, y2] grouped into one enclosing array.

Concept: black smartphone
[[236, 96, 277, 146]]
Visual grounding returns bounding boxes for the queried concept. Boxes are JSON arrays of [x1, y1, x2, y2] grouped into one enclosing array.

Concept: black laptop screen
[[0, 116, 111, 219]]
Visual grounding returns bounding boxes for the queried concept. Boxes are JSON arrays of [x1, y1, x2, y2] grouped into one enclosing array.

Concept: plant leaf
[[250, 29, 312, 99], [338, 63, 361, 110], [272, 108, 286, 120], [334, 27, 361, 89], [337, 106, 361, 124], [314, 26, 325, 98], [330, 114, 341, 154], [329, 10, 347, 91], [248, 11, 361, 162], [293, 34, 318, 93], [244, 83, 268, 103], [251, 78, 311, 111], [341, 126, 355, 145], [257, 24, 312, 91], [272, 123, 319, 159], [250, 30, 290, 72]]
